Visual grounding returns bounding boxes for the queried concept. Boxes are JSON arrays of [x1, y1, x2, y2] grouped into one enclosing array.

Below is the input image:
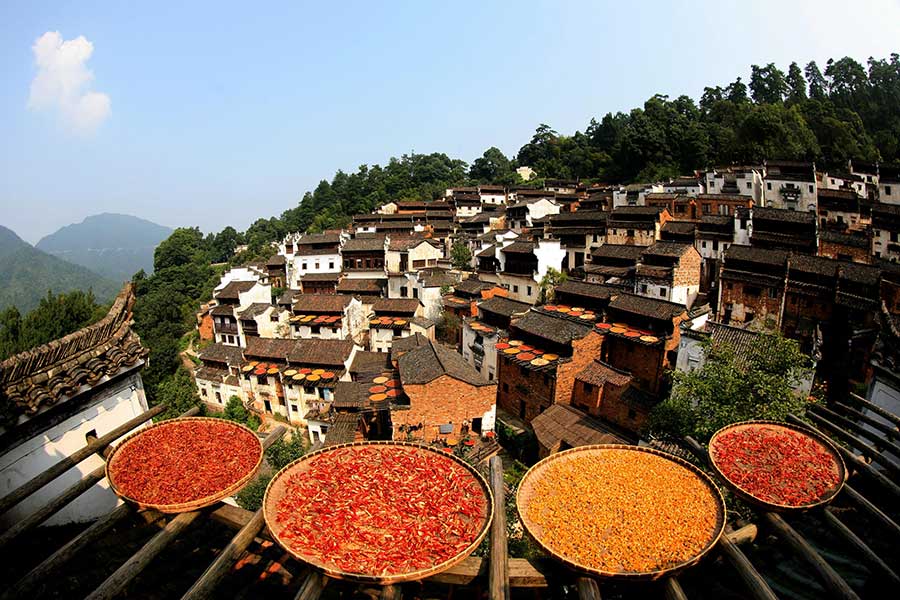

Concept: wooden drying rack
[[0, 391, 897, 599]]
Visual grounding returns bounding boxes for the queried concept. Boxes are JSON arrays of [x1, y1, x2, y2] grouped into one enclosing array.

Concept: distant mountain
[[0, 225, 119, 313], [36, 213, 173, 281]]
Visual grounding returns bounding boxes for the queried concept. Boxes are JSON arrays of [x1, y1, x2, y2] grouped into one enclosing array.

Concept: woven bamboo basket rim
[[105, 416, 264, 514], [516, 444, 726, 581], [263, 440, 494, 585], [708, 419, 847, 512]]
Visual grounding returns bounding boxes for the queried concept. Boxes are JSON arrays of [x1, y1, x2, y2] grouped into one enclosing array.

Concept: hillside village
[[191, 159, 900, 454]]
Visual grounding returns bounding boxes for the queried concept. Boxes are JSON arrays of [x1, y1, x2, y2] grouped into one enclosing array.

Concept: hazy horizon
[[2, 0, 899, 244]]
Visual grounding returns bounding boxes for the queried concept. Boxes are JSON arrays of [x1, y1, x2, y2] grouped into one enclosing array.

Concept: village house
[[368, 298, 433, 353], [820, 170, 868, 198], [751, 207, 818, 255], [393, 338, 497, 442], [238, 337, 359, 441], [478, 184, 508, 207], [612, 183, 665, 207], [817, 188, 869, 232], [505, 196, 560, 232], [606, 206, 671, 246], [441, 278, 506, 344], [496, 308, 602, 423], [660, 220, 697, 244], [545, 210, 608, 273], [290, 294, 366, 343], [531, 404, 629, 458], [552, 279, 616, 314], [871, 203, 900, 262], [238, 302, 291, 342], [449, 190, 483, 218], [458, 211, 504, 238], [635, 242, 702, 307], [299, 271, 341, 294], [664, 175, 705, 196], [819, 230, 871, 264], [195, 343, 245, 409], [879, 168, 900, 204], [580, 187, 615, 212], [763, 161, 817, 211], [585, 244, 644, 287], [282, 232, 343, 288], [717, 245, 787, 327], [704, 166, 764, 203], [696, 215, 736, 291], [476, 239, 566, 304], [588, 293, 688, 432], [342, 234, 389, 275], [211, 280, 272, 347], [385, 237, 443, 276], [335, 278, 386, 311], [389, 268, 459, 322], [461, 295, 530, 382], [0, 285, 149, 526]]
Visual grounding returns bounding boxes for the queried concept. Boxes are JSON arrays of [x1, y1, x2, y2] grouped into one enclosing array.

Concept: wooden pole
[[662, 577, 688, 600], [846, 393, 900, 428], [761, 513, 860, 600], [810, 404, 900, 458], [833, 401, 899, 442], [180, 426, 287, 600], [0, 463, 105, 549], [785, 415, 900, 499], [576, 577, 601, 600], [85, 510, 203, 600], [0, 403, 174, 516], [1, 503, 133, 600], [842, 485, 900, 540], [488, 455, 509, 600], [294, 571, 328, 600], [717, 535, 779, 600], [803, 411, 900, 478], [821, 508, 900, 587]]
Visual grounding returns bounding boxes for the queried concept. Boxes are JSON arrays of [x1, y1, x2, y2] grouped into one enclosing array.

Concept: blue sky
[[2, 1, 898, 243]]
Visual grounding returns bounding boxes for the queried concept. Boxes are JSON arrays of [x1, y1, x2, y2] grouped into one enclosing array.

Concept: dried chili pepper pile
[[711, 424, 841, 506], [109, 420, 261, 505], [523, 448, 720, 574], [272, 445, 488, 577]]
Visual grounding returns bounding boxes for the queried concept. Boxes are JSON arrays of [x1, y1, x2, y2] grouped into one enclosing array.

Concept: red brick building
[[393, 338, 496, 441]]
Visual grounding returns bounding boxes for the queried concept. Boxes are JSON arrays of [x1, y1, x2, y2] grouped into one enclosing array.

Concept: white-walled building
[[385, 238, 443, 275], [506, 197, 560, 232], [368, 298, 434, 353], [763, 163, 817, 211], [282, 232, 344, 288], [289, 294, 366, 344], [704, 167, 764, 203], [664, 176, 705, 196], [0, 285, 150, 527], [612, 183, 665, 208], [211, 280, 272, 347], [475, 239, 567, 304]]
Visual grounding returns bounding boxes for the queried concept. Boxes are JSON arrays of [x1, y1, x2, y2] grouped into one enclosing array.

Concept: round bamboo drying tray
[[516, 444, 725, 580], [263, 441, 493, 585], [105, 417, 263, 514], [708, 420, 847, 512]]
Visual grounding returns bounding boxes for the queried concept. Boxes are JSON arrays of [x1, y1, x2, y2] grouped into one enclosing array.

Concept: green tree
[[805, 61, 829, 100], [750, 63, 788, 104], [648, 332, 812, 443], [222, 395, 261, 430], [235, 430, 308, 510], [451, 242, 473, 269], [0, 290, 105, 360], [470, 147, 514, 183], [153, 367, 201, 420], [154, 228, 204, 271], [538, 268, 567, 304], [785, 62, 807, 104]]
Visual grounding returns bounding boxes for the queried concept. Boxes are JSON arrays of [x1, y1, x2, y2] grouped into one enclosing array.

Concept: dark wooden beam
[[821, 508, 900, 587], [0, 403, 175, 516], [488, 456, 509, 600]]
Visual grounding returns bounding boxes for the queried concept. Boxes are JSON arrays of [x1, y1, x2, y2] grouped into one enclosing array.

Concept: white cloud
[[28, 31, 111, 134]]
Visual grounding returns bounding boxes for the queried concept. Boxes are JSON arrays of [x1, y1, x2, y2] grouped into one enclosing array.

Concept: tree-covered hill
[[0, 225, 119, 313], [36, 213, 173, 282]]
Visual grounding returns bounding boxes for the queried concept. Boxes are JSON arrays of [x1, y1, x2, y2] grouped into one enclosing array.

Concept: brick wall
[[673, 249, 702, 287], [393, 374, 496, 441], [819, 240, 870, 264], [602, 337, 666, 395], [553, 331, 604, 405], [718, 280, 784, 326], [198, 313, 214, 342], [596, 386, 648, 433], [497, 357, 556, 422]]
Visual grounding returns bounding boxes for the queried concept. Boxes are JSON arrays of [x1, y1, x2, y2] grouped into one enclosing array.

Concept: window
[[592, 234, 599, 242], [626, 229, 634, 237], [328, 261, 334, 269], [746, 181, 752, 189], [659, 288, 666, 297], [640, 284, 648, 294], [315, 261, 320, 269], [291, 403, 298, 413], [201, 388, 207, 397], [503, 383, 509, 392], [713, 240, 719, 251], [215, 391, 222, 402], [302, 262, 308, 270], [766, 182, 772, 190], [701, 241, 707, 249], [887, 185, 893, 195], [808, 185, 814, 193], [582, 381, 592, 394], [311, 325, 321, 334], [512, 285, 519, 293], [527, 286, 533, 297], [400, 286, 408, 297], [488, 368, 495, 381], [412, 288, 418, 299]]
